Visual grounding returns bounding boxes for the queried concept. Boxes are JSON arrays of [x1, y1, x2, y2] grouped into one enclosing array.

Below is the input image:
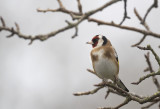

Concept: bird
[[87, 35, 129, 92]]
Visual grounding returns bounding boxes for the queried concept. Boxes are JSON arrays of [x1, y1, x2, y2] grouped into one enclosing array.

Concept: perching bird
[[87, 35, 129, 92]]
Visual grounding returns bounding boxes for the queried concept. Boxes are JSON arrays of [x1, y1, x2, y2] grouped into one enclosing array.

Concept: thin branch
[[137, 45, 160, 66], [77, 0, 83, 14], [134, 8, 150, 31], [144, 52, 160, 91], [141, 0, 158, 24], [132, 70, 160, 85], [145, 52, 154, 72], [74, 68, 160, 107], [73, 86, 104, 96], [87, 68, 97, 76], [95, 82, 160, 104], [6, 27, 15, 38], [37, 8, 81, 16], [99, 97, 131, 109], [0, 17, 5, 27], [0, 0, 121, 44], [57, 0, 64, 8], [0, 17, 84, 44], [131, 8, 150, 47], [88, 18, 160, 39], [141, 101, 159, 109], [119, 0, 130, 25], [132, 48, 160, 89], [71, 26, 78, 38], [131, 35, 147, 47], [15, 22, 20, 33]]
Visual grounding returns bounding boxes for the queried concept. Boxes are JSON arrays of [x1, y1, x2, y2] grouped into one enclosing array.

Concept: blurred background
[[0, 0, 160, 109]]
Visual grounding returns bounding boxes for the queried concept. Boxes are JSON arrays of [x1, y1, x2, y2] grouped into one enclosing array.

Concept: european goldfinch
[[87, 35, 129, 92]]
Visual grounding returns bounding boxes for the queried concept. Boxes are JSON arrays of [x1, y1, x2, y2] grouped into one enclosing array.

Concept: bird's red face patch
[[92, 35, 99, 48]]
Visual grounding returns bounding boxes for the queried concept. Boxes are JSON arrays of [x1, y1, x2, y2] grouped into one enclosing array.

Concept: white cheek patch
[[96, 39, 104, 47]]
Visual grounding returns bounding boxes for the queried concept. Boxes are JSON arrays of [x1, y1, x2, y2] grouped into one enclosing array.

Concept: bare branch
[[77, 0, 83, 14], [57, 0, 64, 8], [134, 8, 150, 31], [131, 35, 147, 47], [132, 70, 160, 85], [119, 0, 130, 25], [141, 101, 159, 109], [73, 86, 104, 96], [71, 26, 78, 38], [0, 17, 5, 27], [141, 0, 158, 24], [131, 9, 150, 47], [144, 52, 160, 91], [137, 45, 160, 66], [95, 82, 160, 104], [88, 18, 160, 39], [132, 50, 160, 85], [87, 68, 97, 76], [37, 8, 60, 13], [99, 97, 131, 109], [6, 27, 15, 38], [0, 0, 121, 44], [15, 22, 20, 33], [145, 52, 154, 72]]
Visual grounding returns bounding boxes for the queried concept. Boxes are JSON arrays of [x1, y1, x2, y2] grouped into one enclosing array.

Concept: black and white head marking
[[102, 36, 108, 46]]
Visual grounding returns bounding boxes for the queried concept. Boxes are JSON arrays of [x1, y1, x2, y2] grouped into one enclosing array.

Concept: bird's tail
[[116, 78, 129, 92]]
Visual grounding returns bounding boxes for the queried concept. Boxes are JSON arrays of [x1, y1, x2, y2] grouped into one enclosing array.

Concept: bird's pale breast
[[92, 49, 118, 81]]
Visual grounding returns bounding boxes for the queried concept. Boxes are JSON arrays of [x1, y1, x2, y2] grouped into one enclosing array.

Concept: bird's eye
[[92, 38, 99, 43]]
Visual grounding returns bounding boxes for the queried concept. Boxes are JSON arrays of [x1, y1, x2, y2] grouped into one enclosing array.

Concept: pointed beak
[[86, 41, 93, 45]]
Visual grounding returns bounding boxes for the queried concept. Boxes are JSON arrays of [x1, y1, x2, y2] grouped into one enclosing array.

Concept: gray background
[[0, 0, 160, 109]]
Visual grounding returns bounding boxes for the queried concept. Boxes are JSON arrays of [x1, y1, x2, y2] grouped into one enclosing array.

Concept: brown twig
[[87, 68, 97, 76], [119, 0, 130, 25], [131, 35, 147, 47], [74, 70, 160, 109], [71, 26, 78, 38], [0, 17, 5, 27], [145, 52, 154, 72], [77, 0, 83, 14], [144, 52, 160, 91], [137, 45, 160, 66], [88, 18, 160, 39], [131, 70, 160, 85], [141, 0, 158, 24], [15, 22, 20, 33], [0, 0, 121, 44], [141, 100, 159, 109], [134, 8, 150, 31], [132, 45, 160, 85], [73, 86, 104, 96], [131, 8, 150, 47], [99, 97, 131, 109]]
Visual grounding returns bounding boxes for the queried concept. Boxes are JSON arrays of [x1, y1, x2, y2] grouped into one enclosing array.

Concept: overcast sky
[[0, 0, 160, 109]]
